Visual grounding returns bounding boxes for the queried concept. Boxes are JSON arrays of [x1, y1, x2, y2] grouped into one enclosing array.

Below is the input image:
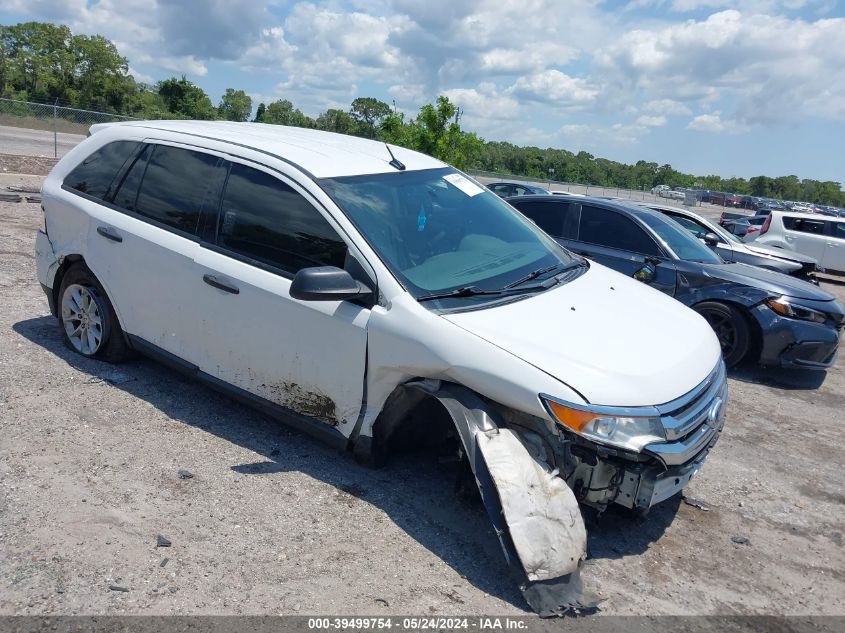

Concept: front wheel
[[693, 301, 750, 368], [58, 264, 130, 362]]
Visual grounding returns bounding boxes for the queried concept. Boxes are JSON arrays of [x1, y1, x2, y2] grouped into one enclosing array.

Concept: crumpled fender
[[420, 382, 595, 616]]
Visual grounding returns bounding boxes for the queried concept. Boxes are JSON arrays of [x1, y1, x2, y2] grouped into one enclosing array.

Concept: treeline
[[1, 21, 842, 205]]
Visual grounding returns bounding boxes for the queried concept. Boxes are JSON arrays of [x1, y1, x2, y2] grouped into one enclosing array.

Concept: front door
[[566, 204, 678, 296], [823, 221, 845, 272], [190, 161, 370, 434]]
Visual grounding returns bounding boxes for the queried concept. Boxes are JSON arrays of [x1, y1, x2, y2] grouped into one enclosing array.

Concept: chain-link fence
[[0, 98, 133, 158]]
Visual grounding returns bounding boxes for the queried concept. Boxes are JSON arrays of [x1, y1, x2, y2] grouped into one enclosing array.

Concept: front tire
[[694, 301, 750, 368], [58, 264, 130, 362]]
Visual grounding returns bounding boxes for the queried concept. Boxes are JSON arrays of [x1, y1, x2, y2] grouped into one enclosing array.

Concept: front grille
[[643, 362, 728, 467], [657, 362, 726, 441]]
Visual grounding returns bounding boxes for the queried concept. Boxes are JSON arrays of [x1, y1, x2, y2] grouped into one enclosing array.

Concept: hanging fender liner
[[402, 380, 598, 617]]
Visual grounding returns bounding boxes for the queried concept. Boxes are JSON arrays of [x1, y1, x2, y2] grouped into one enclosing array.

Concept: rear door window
[[216, 163, 347, 275], [63, 141, 141, 200], [579, 205, 661, 256], [831, 222, 845, 240], [514, 200, 579, 238], [132, 144, 224, 235]]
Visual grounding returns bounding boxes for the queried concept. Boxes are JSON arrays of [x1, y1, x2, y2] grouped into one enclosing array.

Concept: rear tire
[[693, 301, 750, 368], [58, 264, 130, 362]]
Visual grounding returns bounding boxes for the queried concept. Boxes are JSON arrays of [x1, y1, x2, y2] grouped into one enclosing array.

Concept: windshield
[[320, 167, 578, 304], [638, 211, 724, 263]]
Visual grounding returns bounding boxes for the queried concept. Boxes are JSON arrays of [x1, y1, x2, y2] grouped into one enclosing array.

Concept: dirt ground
[[1, 173, 843, 617]]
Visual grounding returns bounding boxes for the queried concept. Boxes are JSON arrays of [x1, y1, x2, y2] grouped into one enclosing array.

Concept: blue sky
[[2, 0, 844, 182]]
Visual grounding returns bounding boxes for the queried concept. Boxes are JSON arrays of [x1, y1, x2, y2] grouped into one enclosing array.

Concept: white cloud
[[508, 70, 599, 107], [644, 99, 692, 116], [636, 115, 667, 127], [687, 111, 749, 133], [596, 10, 845, 125]]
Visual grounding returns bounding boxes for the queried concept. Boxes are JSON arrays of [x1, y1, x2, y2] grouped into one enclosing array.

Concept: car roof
[[488, 181, 544, 188], [772, 209, 836, 221], [506, 193, 665, 220], [89, 120, 446, 178]]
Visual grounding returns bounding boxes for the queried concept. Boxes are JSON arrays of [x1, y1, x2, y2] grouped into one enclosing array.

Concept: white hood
[[442, 263, 722, 407]]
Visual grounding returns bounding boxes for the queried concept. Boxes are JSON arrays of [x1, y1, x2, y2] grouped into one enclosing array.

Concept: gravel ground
[[1, 173, 843, 617]]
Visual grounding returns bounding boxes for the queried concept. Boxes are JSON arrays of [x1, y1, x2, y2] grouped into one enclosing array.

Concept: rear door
[[572, 205, 677, 296], [823, 221, 845, 272], [82, 141, 226, 359], [781, 216, 827, 260], [190, 160, 371, 432]]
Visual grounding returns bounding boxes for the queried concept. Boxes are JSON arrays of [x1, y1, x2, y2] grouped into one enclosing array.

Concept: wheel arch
[[52, 255, 131, 348], [691, 297, 763, 363]]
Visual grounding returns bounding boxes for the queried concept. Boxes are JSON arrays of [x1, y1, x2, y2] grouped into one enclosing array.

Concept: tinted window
[[832, 222, 845, 239], [783, 217, 825, 234], [579, 205, 661, 256], [218, 163, 347, 274], [514, 200, 579, 238], [111, 144, 151, 212], [63, 141, 141, 199], [134, 145, 223, 235]]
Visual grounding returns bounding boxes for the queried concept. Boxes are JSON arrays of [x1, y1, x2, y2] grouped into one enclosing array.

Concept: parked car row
[[32, 121, 843, 615], [507, 194, 843, 369]]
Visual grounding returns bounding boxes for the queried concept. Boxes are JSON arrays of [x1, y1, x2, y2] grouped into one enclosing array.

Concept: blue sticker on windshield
[[418, 204, 427, 232]]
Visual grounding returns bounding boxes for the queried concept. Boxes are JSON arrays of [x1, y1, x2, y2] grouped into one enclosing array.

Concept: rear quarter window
[[63, 141, 142, 200]]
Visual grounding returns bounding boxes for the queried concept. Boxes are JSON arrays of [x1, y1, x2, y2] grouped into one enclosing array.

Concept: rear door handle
[[96, 226, 122, 243], [203, 274, 239, 295]]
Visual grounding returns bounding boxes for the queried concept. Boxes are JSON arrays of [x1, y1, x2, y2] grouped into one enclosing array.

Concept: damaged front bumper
[[565, 362, 728, 512]]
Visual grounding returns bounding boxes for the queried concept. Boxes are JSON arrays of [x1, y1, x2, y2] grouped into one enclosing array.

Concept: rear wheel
[[58, 264, 130, 362], [694, 301, 750, 368]]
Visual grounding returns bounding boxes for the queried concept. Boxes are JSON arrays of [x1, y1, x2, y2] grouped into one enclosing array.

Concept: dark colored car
[[721, 215, 768, 238], [639, 203, 819, 283], [507, 195, 843, 368], [486, 181, 549, 198]]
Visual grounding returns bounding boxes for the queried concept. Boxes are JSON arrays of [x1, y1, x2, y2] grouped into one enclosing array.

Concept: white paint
[[40, 121, 719, 438]]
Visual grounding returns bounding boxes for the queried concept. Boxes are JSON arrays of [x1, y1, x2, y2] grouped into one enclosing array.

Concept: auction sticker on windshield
[[443, 173, 484, 196]]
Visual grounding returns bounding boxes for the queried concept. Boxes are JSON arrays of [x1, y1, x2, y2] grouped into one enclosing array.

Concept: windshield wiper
[[504, 259, 586, 289], [417, 286, 511, 302]]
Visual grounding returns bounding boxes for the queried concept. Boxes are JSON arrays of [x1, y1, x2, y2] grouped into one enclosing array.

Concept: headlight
[[766, 297, 828, 324], [543, 398, 666, 452]]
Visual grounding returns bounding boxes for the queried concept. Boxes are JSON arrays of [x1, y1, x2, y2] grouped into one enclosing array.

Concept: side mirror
[[703, 232, 720, 246], [634, 262, 656, 284], [290, 266, 372, 302]]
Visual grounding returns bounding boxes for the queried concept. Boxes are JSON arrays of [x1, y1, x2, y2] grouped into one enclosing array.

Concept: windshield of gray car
[[638, 211, 724, 263], [319, 167, 579, 305]]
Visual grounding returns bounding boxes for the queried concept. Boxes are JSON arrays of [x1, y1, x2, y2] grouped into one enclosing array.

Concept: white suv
[[752, 211, 845, 273], [35, 121, 726, 614]]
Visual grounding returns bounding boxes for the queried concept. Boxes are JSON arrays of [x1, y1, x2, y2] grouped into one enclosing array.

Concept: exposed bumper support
[[424, 383, 596, 616]]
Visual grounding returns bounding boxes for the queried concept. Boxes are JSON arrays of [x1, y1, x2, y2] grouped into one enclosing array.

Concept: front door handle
[[203, 274, 239, 295], [96, 226, 122, 243]]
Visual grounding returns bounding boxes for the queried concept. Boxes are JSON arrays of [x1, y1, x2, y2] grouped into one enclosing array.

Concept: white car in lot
[[752, 211, 845, 274], [35, 121, 726, 614]]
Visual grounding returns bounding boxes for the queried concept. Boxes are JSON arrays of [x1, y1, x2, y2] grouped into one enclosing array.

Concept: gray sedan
[[639, 203, 820, 283]]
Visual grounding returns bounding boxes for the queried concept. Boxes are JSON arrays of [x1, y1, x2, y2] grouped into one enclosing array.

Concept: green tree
[[350, 97, 391, 138], [316, 108, 357, 134], [157, 76, 215, 119], [262, 99, 314, 127], [253, 102, 266, 122], [217, 88, 252, 121]]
